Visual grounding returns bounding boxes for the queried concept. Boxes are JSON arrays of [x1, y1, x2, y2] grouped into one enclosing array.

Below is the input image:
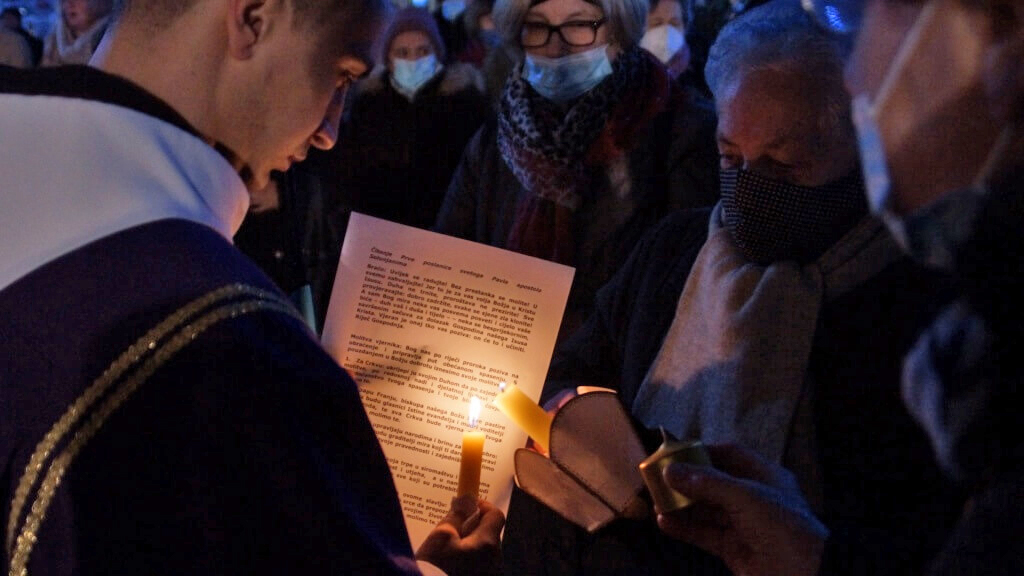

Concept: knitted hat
[[381, 7, 446, 62]]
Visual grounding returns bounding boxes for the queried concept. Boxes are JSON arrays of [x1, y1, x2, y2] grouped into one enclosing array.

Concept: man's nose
[[310, 88, 347, 150]]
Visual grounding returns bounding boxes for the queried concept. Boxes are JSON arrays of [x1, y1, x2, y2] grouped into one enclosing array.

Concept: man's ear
[[226, 0, 267, 60]]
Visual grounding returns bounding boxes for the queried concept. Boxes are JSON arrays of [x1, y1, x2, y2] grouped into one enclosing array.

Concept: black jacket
[[503, 209, 965, 576]]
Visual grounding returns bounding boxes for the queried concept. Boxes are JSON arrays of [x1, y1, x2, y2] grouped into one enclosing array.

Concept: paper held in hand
[[321, 213, 574, 550]]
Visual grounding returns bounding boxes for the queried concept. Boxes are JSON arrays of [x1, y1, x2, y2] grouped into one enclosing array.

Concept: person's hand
[[415, 494, 505, 576], [657, 444, 828, 576]]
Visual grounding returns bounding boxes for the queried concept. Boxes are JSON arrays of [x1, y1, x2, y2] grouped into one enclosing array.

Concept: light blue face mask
[[852, 94, 1008, 272], [480, 29, 502, 49], [391, 54, 441, 99], [847, 0, 1010, 272], [522, 44, 613, 103]]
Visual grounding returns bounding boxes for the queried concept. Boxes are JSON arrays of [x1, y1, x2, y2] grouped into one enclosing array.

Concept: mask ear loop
[[870, 0, 941, 116]]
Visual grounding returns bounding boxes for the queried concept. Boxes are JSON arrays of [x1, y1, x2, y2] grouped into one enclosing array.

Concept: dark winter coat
[[502, 209, 966, 576], [329, 62, 489, 232], [433, 83, 719, 340]]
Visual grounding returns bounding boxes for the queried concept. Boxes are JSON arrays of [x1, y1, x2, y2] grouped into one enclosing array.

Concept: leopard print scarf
[[497, 45, 652, 209], [497, 46, 666, 264]]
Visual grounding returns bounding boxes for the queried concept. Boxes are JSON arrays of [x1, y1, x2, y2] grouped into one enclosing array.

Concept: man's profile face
[[219, 2, 379, 192]]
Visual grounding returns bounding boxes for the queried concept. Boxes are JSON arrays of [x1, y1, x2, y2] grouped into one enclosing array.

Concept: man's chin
[[246, 177, 271, 195], [239, 164, 265, 193]]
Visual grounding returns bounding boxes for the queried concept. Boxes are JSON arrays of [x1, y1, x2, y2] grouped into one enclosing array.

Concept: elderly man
[[659, 0, 1024, 573], [0, 0, 502, 575], [501, 1, 964, 575]]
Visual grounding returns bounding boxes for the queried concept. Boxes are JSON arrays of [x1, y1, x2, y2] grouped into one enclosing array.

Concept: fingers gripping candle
[[457, 396, 486, 498], [493, 382, 552, 453]]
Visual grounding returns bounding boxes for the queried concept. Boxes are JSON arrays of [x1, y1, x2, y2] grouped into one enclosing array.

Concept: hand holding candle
[[457, 396, 486, 499], [493, 382, 553, 453]]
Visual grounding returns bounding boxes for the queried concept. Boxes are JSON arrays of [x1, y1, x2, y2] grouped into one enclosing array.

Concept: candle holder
[[638, 431, 711, 514], [512, 390, 648, 532]]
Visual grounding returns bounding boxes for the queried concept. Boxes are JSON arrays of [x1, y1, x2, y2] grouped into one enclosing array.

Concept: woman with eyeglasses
[[433, 0, 719, 342]]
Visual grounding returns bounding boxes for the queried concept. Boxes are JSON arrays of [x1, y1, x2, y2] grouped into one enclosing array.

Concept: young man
[[0, 1, 503, 574]]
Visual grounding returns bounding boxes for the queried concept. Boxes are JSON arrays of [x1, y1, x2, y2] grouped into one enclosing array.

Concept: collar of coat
[[0, 66, 248, 293]]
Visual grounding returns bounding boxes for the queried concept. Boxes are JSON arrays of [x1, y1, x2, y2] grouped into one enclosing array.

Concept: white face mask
[[851, 0, 1008, 269], [391, 54, 441, 99], [522, 44, 613, 103], [639, 24, 685, 64]]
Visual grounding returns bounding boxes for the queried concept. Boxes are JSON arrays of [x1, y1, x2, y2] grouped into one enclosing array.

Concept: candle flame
[[468, 396, 482, 428], [499, 381, 507, 392]]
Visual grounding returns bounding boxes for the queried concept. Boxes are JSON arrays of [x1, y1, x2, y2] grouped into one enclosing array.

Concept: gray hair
[[492, 0, 648, 53], [705, 0, 852, 140]]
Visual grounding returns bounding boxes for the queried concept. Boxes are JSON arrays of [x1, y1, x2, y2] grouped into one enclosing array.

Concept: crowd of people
[[0, 0, 112, 67], [2, 0, 1022, 573]]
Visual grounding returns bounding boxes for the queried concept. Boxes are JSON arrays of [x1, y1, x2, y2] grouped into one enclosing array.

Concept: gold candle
[[457, 396, 486, 498], [638, 432, 711, 514], [493, 382, 552, 452]]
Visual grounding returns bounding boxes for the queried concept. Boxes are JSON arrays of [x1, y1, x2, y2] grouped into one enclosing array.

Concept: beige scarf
[[632, 204, 901, 501]]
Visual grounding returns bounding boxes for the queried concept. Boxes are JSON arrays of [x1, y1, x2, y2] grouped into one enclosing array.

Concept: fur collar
[[355, 61, 485, 99]]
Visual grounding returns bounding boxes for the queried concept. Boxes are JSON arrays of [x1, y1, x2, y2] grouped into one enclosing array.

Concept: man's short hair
[[114, 0, 384, 36], [113, 0, 390, 67], [705, 0, 852, 139], [492, 0, 648, 52]]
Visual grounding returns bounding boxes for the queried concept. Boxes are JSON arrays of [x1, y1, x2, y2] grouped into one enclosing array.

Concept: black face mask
[[719, 168, 868, 265]]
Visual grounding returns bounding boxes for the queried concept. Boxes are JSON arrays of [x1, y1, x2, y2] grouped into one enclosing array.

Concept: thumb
[[439, 494, 480, 533], [663, 462, 760, 514]]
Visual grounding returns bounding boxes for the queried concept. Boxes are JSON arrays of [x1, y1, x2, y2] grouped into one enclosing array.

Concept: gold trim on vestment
[[6, 284, 303, 576]]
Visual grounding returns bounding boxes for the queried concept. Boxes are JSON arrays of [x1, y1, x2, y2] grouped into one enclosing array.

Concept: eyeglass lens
[[521, 20, 604, 47]]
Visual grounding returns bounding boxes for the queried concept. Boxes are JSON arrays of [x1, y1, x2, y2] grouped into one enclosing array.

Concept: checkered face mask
[[720, 168, 867, 265]]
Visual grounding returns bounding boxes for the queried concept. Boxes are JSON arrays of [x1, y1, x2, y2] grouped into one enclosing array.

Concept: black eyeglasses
[[520, 18, 607, 48], [800, 0, 864, 34]]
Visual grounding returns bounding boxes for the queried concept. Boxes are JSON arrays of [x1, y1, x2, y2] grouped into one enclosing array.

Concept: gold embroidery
[[7, 284, 304, 576], [5, 284, 282, 554]]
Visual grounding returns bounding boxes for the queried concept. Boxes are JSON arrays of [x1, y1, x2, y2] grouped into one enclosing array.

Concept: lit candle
[[493, 382, 552, 452], [457, 396, 486, 498]]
